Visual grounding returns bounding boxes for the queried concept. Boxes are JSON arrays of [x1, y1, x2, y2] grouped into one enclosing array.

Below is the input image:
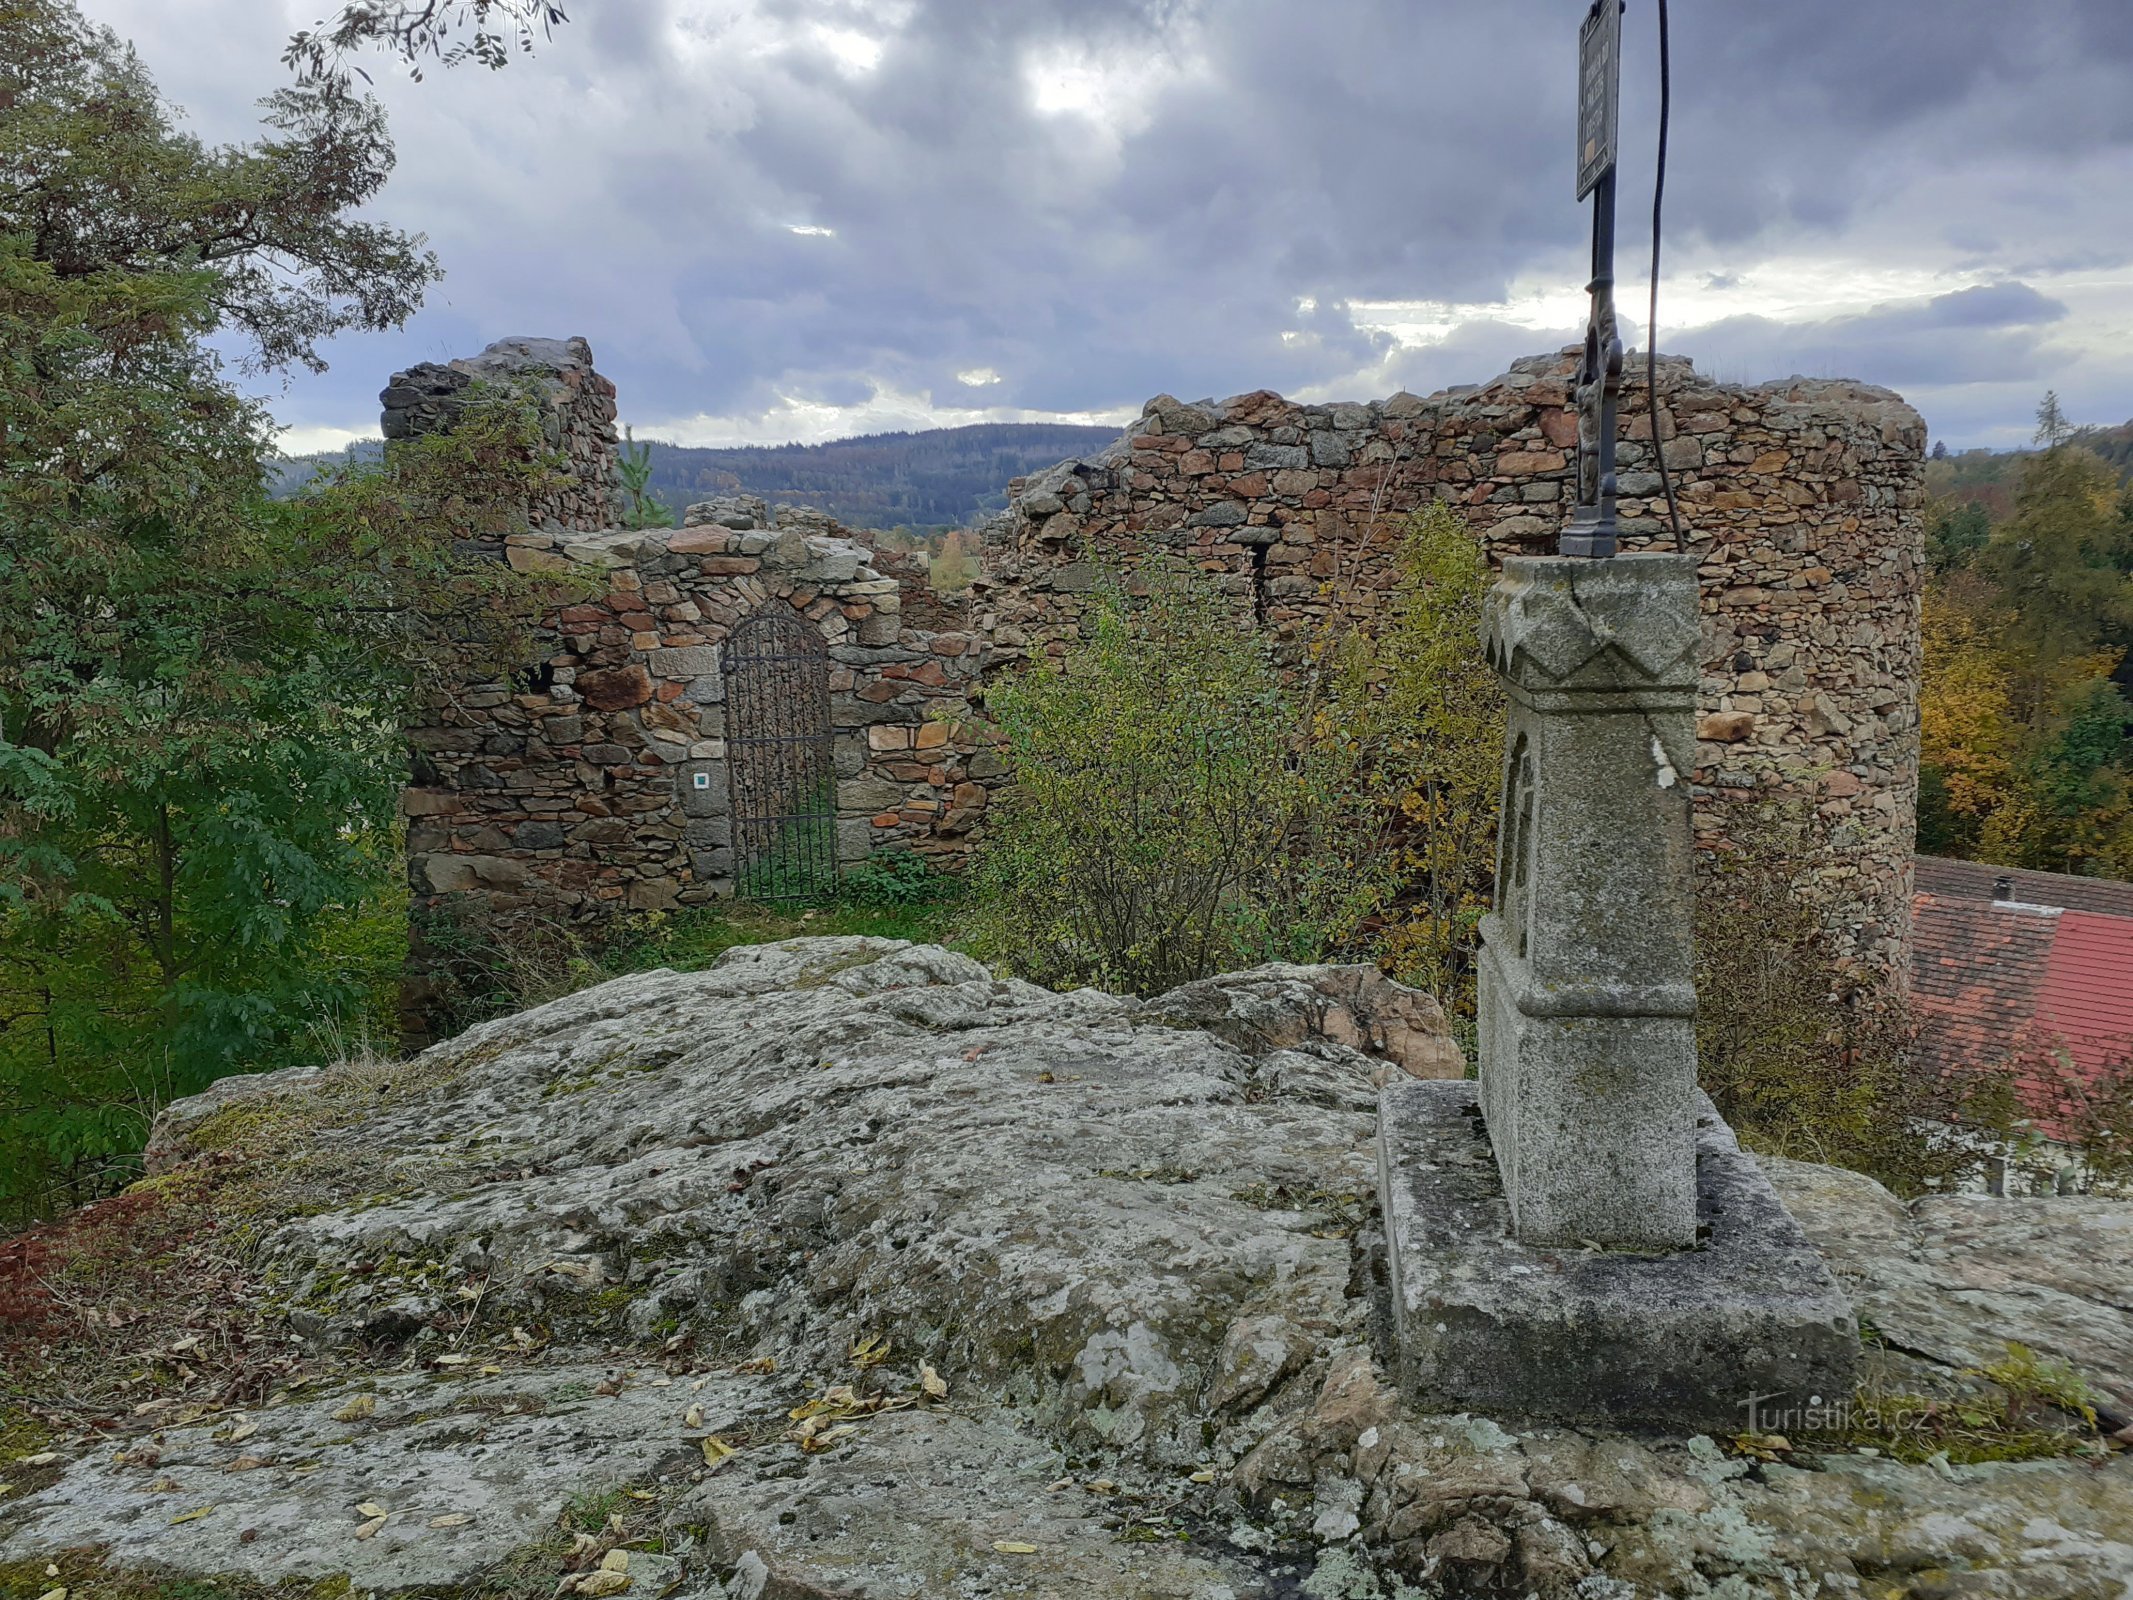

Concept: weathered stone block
[[578, 665, 654, 711], [1477, 553, 1702, 1251], [1377, 1080, 1857, 1430], [649, 645, 720, 679]]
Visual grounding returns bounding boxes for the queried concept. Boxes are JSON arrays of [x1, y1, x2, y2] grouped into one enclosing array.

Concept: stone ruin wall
[[394, 337, 1924, 1037], [981, 351, 1926, 974], [395, 340, 1000, 1041], [381, 335, 624, 535]]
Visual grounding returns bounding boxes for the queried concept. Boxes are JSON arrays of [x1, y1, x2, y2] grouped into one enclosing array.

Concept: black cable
[[1648, 0, 1685, 545]]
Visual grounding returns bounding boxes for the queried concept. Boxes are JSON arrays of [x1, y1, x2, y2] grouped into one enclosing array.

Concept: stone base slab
[[1376, 1080, 1857, 1430]]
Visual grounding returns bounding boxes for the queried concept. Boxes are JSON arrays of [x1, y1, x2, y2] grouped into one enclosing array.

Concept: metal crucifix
[[1562, 0, 1626, 560]]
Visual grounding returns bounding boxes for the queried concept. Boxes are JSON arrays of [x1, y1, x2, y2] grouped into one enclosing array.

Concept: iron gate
[[723, 610, 839, 901]]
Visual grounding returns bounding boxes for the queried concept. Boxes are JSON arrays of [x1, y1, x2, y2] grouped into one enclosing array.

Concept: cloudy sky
[[84, 0, 2133, 454]]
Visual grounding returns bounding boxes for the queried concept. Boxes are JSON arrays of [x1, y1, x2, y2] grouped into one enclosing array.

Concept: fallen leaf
[[683, 1405, 703, 1430], [479, 1365, 503, 1377], [333, 1395, 376, 1423], [600, 1551, 630, 1574], [433, 1354, 471, 1368], [919, 1364, 948, 1401], [1188, 1469, 1215, 1484], [170, 1506, 215, 1525], [35, 1587, 65, 1600], [799, 1424, 858, 1453], [222, 1421, 257, 1445], [17, 1452, 57, 1466], [849, 1333, 892, 1369], [355, 1501, 390, 1519], [735, 1356, 776, 1375], [0, 1484, 13, 1498], [572, 1572, 630, 1598], [428, 1514, 471, 1528], [623, 1490, 655, 1502], [992, 1541, 1038, 1555], [354, 1515, 387, 1541], [700, 1436, 736, 1469]]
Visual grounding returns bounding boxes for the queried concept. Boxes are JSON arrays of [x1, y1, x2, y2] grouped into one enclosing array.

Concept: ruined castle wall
[[981, 352, 1927, 972], [394, 336, 1924, 1032], [382, 335, 623, 536], [393, 343, 996, 1040]]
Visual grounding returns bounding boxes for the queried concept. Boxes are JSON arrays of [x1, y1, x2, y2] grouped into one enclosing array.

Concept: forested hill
[[629, 423, 1123, 530], [1927, 420, 2133, 519], [271, 421, 1124, 532]]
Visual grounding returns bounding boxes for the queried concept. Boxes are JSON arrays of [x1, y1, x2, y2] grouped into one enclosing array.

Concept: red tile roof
[[1911, 872, 2133, 1138], [1916, 854, 2133, 919], [1911, 891, 2058, 1086]]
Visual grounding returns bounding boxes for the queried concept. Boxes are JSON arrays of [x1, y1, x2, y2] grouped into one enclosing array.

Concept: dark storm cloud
[[1692, 283, 2067, 393], [83, 0, 2133, 447]]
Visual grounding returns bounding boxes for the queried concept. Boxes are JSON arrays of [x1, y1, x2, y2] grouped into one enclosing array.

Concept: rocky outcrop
[[6, 940, 2127, 1598]]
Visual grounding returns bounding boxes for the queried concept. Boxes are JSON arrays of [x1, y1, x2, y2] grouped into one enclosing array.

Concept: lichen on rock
[[4, 937, 2129, 1598]]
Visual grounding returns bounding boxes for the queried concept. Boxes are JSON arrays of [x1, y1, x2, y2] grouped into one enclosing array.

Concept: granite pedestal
[[1375, 551, 1856, 1426], [1376, 1080, 1857, 1429]]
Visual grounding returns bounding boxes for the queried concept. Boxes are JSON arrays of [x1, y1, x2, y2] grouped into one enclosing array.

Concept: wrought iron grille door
[[723, 611, 839, 901]]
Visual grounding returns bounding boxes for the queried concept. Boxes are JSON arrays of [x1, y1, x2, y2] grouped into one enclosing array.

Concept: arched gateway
[[722, 609, 838, 902]]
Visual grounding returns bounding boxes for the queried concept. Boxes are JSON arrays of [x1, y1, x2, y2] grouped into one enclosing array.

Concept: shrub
[[1324, 502, 1505, 1024], [839, 848, 961, 910], [1695, 801, 2010, 1193], [969, 564, 1375, 995]]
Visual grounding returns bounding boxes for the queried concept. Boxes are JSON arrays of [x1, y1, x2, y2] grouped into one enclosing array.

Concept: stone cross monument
[[1372, 0, 1856, 1429], [1374, 543, 1859, 1427], [1475, 551, 1701, 1250]]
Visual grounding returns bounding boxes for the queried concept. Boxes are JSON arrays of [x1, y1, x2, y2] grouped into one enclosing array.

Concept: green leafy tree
[[0, 0, 549, 1223], [287, 2, 570, 88], [1925, 499, 1991, 573], [1975, 442, 2133, 693]]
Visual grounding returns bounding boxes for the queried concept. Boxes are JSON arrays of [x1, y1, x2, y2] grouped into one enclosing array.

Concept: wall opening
[[723, 610, 838, 902]]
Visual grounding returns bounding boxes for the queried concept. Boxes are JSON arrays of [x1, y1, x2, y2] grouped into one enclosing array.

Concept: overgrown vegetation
[[1695, 801, 2018, 1194], [969, 504, 1503, 1002], [0, 1, 569, 1228]]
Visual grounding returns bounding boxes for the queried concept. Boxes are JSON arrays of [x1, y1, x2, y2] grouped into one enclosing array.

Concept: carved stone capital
[[1481, 553, 1700, 692]]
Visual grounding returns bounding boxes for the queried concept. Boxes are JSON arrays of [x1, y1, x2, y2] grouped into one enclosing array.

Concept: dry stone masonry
[[394, 340, 1000, 1041], [981, 351, 1926, 972], [393, 338, 1924, 1038], [381, 335, 624, 534]]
